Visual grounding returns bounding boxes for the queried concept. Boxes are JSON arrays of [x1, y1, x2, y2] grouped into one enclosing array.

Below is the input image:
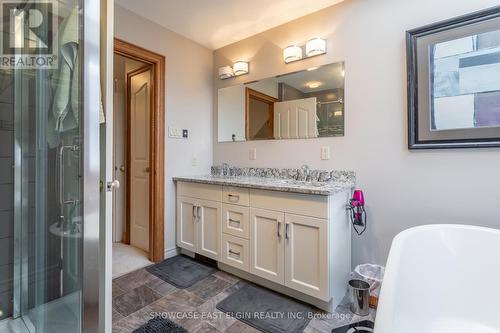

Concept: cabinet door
[[284, 214, 329, 301], [177, 196, 198, 252], [197, 200, 222, 260], [249, 208, 285, 284]]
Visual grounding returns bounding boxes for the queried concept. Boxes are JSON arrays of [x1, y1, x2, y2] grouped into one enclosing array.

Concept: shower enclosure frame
[[7, 0, 103, 331]]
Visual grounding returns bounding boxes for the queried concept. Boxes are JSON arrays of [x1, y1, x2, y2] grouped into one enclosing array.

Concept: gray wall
[[114, 5, 214, 256], [213, 0, 500, 267]]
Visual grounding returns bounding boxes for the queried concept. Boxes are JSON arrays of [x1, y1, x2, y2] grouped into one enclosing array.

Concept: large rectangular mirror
[[217, 61, 345, 142]]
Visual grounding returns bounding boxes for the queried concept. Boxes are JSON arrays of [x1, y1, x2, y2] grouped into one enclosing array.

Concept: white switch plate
[[191, 155, 199, 166], [321, 146, 331, 160], [249, 148, 257, 160], [168, 127, 183, 138]]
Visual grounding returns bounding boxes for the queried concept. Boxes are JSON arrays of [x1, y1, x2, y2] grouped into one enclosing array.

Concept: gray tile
[[112, 308, 124, 323], [0, 184, 13, 211], [113, 285, 162, 317], [0, 264, 12, 293], [212, 270, 240, 285], [145, 276, 177, 296], [112, 283, 125, 299], [0, 158, 13, 184], [225, 321, 261, 333], [0, 131, 13, 158], [113, 268, 156, 292], [112, 307, 152, 333], [0, 238, 12, 266], [0, 211, 13, 239], [187, 275, 230, 300], [147, 289, 205, 318], [192, 321, 222, 333]]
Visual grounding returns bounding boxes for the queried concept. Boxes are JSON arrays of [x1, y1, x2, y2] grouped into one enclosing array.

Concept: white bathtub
[[375, 224, 500, 333]]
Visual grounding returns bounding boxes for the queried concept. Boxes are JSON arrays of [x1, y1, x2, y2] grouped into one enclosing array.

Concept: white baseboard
[[164, 247, 180, 259]]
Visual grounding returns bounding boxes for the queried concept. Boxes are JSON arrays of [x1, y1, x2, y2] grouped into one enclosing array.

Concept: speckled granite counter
[[173, 175, 355, 196]]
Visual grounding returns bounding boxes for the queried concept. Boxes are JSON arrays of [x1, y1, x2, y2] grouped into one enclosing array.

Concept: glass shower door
[[2, 0, 100, 331]]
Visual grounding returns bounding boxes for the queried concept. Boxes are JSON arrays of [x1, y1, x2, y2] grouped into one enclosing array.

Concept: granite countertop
[[173, 175, 355, 196]]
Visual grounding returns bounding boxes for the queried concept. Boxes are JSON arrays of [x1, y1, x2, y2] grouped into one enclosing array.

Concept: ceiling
[[114, 0, 344, 50]]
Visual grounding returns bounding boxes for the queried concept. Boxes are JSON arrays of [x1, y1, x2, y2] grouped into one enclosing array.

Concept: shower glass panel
[[0, 0, 84, 331]]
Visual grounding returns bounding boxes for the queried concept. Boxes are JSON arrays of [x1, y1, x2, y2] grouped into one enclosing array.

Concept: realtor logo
[[1, 0, 58, 68]]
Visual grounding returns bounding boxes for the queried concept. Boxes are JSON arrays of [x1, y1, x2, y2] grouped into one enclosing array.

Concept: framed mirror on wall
[[407, 6, 500, 149], [217, 61, 345, 143]]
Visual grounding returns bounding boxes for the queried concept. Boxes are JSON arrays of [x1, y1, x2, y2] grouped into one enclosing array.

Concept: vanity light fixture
[[218, 65, 234, 80], [283, 37, 327, 64], [233, 61, 249, 76], [306, 38, 327, 57], [284, 45, 303, 63], [218, 61, 249, 80]]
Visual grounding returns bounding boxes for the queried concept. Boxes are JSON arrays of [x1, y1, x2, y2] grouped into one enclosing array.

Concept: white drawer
[[249, 189, 328, 219], [177, 182, 222, 201], [222, 204, 249, 239], [223, 186, 249, 206], [221, 234, 249, 272]]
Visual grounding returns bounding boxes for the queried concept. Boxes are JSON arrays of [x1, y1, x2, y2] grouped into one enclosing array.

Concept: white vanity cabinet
[[175, 180, 351, 311], [176, 183, 222, 260]]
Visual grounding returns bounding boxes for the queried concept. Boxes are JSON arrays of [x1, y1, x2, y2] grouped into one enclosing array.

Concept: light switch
[[321, 146, 331, 160], [249, 148, 257, 160], [168, 127, 183, 138], [191, 155, 199, 166]]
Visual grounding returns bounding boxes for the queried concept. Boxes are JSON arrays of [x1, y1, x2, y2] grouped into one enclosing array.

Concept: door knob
[[119, 165, 126, 172], [106, 180, 120, 192], [144, 167, 151, 173]]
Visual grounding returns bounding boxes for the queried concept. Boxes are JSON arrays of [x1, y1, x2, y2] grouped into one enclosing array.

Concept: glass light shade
[[283, 45, 303, 63], [218, 65, 234, 79], [306, 38, 326, 57], [233, 61, 249, 76]]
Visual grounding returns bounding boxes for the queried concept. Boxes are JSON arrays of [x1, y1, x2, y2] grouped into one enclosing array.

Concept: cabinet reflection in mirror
[[217, 61, 345, 142]]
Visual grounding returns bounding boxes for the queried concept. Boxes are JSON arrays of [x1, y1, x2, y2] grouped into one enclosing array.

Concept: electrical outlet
[[191, 155, 199, 166], [249, 148, 257, 160], [321, 146, 331, 160]]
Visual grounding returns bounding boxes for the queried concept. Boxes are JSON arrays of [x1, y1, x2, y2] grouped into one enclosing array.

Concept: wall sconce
[[306, 38, 327, 57], [218, 61, 249, 80], [284, 45, 303, 63], [233, 61, 249, 76], [283, 37, 327, 64], [218, 66, 234, 80]]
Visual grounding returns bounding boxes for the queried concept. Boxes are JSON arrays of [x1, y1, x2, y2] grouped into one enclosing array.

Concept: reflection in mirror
[[217, 61, 345, 142]]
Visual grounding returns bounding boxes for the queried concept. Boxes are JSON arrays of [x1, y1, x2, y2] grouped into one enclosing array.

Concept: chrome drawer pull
[[277, 221, 282, 239], [228, 218, 241, 225], [228, 250, 241, 257], [228, 194, 240, 201]]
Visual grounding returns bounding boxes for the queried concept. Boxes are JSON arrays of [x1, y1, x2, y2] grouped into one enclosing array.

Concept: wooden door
[[249, 208, 285, 284], [176, 196, 198, 252], [274, 97, 318, 139], [284, 213, 329, 300], [197, 200, 222, 260], [129, 67, 152, 252]]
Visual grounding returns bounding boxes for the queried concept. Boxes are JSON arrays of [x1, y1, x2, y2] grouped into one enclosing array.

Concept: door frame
[[114, 38, 165, 262], [245, 87, 278, 140]]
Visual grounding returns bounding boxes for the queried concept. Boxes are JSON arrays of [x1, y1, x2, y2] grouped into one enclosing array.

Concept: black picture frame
[[407, 6, 500, 149]]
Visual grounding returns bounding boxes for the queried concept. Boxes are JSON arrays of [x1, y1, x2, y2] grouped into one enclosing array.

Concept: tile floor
[[112, 262, 376, 333]]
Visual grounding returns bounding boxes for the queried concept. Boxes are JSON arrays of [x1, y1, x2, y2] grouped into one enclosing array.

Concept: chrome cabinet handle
[[193, 206, 197, 218], [228, 218, 240, 225], [228, 194, 240, 201], [197, 206, 201, 219], [285, 223, 290, 240], [277, 221, 282, 239], [228, 250, 241, 257]]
